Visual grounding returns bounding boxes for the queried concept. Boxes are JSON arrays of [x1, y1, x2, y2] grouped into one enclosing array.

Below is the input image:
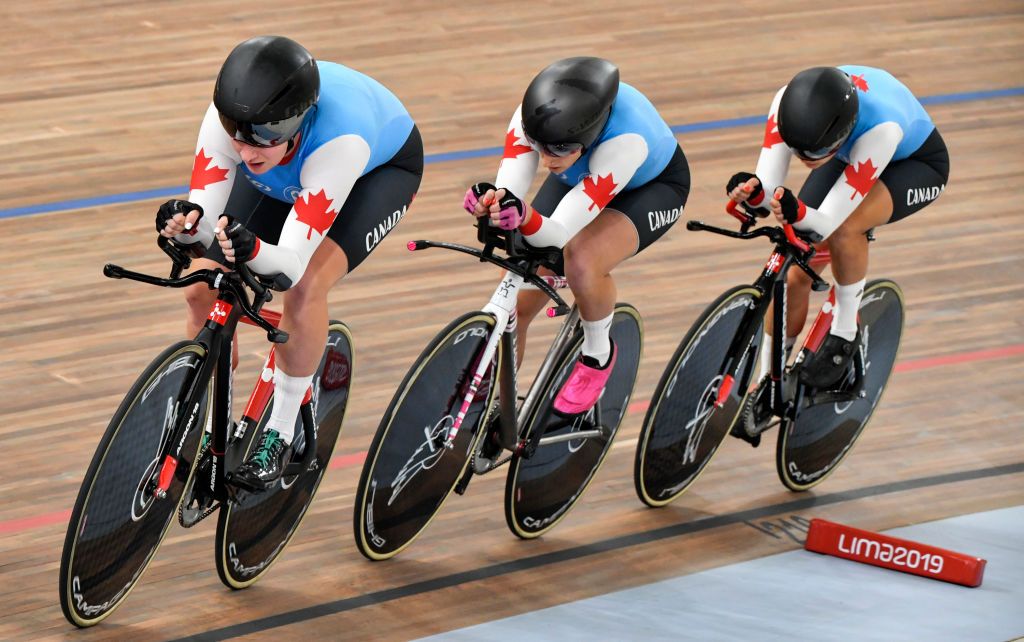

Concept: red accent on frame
[[715, 375, 734, 408], [809, 247, 832, 267], [241, 308, 282, 328], [207, 300, 233, 325], [805, 518, 986, 587], [803, 288, 836, 353], [242, 349, 276, 421], [764, 252, 784, 274], [156, 455, 178, 493]]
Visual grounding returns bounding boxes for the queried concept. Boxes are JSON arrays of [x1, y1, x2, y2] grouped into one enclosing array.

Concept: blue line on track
[[3, 86, 1022, 221]]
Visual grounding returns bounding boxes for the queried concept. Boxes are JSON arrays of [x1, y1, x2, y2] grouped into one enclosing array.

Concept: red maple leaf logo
[[503, 129, 533, 159], [293, 189, 337, 239], [844, 159, 879, 199], [582, 173, 618, 211], [850, 74, 869, 92], [763, 114, 784, 149], [190, 148, 229, 191]]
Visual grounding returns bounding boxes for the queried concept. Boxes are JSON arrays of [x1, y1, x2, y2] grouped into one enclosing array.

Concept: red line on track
[[7, 343, 1021, 535], [894, 344, 1024, 373], [0, 509, 71, 534]]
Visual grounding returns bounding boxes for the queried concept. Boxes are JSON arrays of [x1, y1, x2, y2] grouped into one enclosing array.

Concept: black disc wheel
[[634, 286, 763, 507], [354, 312, 498, 560], [505, 303, 642, 538], [777, 280, 904, 491], [215, 321, 353, 588], [60, 342, 209, 627]]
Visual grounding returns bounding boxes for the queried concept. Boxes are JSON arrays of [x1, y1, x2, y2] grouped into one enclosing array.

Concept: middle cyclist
[[464, 56, 690, 416]]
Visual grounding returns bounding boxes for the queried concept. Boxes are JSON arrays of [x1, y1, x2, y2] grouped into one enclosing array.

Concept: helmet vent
[[267, 84, 292, 108]]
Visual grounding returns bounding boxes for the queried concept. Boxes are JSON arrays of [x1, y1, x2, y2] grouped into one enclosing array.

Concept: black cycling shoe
[[799, 330, 860, 390], [232, 429, 293, 491]]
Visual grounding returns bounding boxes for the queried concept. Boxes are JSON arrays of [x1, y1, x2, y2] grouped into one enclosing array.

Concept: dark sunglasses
[[218, 108, 310, 148], [792, 141, 843, 162], [523, 132, 585, 158]]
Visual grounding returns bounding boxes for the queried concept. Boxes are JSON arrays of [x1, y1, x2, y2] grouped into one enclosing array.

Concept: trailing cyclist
[[464, 56, 690, 417], [157, 35, 423, 488], [726, 65, 949, 396]]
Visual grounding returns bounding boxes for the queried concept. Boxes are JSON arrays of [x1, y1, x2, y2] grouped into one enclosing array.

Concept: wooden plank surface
[[0, 0, 1022, 639]]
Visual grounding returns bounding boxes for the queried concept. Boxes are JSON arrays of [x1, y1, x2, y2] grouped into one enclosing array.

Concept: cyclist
[[464, 57, 690, 416], [157, 35, 423, 488], [727, 65, 949, 393]]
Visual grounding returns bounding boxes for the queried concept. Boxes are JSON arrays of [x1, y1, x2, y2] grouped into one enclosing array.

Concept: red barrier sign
[[805, 518, 986, 587]]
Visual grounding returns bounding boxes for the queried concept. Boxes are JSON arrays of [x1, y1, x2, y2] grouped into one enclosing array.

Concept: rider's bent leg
[[800, 180, 893, 388], [234, 241, 349, 488], [513, 273, 556, 367], [554, 209, 637, 415]]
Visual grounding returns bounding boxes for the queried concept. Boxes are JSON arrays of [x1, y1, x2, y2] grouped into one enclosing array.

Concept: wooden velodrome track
[[2, 1, 1022, 639]]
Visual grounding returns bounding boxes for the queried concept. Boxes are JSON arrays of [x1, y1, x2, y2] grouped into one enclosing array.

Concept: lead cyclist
[[156, 36, 423, 487]]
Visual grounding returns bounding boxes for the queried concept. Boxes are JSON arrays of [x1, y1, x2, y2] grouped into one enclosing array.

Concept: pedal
[[225, 471, 266, 495], [729, 425, 761, 448], [453, 464, 475, 495]]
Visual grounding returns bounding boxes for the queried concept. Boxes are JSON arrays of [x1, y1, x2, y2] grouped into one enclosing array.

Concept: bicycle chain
[[177, 440, 221, 528], [470, 448, 513, 474]]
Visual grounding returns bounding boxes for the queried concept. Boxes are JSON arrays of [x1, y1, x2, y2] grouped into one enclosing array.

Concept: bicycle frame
[[103, 237, 316, 507], [407, 224, 603, 462], [687, 203, 832, 420]]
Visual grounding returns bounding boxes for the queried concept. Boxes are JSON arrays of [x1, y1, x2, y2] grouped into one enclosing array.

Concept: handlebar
[[406, 222, 570, 313], [103, 237, 289, 343], [725, 200, 810, 253], [688, 202, 830, 292]]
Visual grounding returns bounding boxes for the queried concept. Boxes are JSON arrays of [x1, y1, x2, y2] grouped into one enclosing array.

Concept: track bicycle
[[353, 223, 642, 559], [634, 202, 904, 506], [59, 237, 353, 627]]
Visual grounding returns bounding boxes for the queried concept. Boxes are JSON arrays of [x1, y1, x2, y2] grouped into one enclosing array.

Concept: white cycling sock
[[581, 313, 614, 366], [265, 369, 314, 445], [757, 332, 797, 380], [831, 278, 866, 341]]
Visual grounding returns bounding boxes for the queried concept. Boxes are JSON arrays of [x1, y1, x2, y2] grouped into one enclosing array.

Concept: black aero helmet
[[521, 57, 619, 155], [214, 35, 320, 147], [777, 67, 859, 161]]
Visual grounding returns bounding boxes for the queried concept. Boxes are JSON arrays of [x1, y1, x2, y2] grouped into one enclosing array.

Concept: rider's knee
[[183, 282, 216, 323], [285, 270, 330, 310], [828, 222, 868, 252], [562, 243, 599, 286]]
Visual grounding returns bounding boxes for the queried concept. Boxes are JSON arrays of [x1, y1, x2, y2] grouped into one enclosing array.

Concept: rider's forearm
[[185, 103, 241, 248]]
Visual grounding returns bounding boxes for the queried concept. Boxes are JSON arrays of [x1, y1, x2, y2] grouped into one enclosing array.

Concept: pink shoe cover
[[553, 342, 617, 415]]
